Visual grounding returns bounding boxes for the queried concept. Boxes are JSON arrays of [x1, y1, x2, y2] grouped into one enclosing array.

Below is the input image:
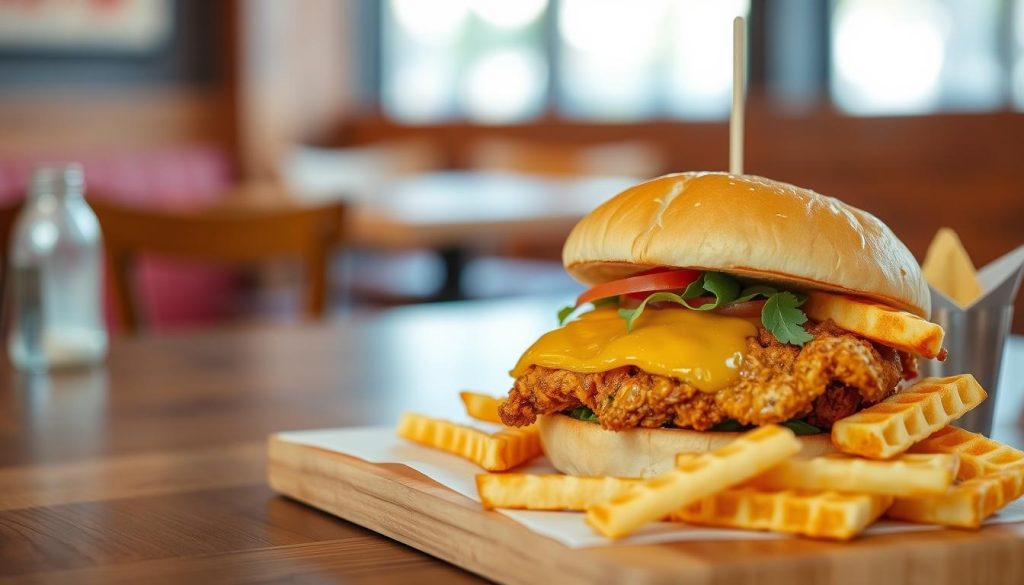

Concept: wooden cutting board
[[268, 434, 1024, 585]]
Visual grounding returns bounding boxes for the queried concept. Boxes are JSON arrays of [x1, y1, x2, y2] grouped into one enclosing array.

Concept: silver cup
[[919, 300, 1014, 435], [916, 244, 1024, 436]]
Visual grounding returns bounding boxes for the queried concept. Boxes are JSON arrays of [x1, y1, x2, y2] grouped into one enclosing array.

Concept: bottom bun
[[538, 414, 836, 478]]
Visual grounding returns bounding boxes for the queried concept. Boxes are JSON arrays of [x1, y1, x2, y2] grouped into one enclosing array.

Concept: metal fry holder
[[919, 245, 1024, 435]]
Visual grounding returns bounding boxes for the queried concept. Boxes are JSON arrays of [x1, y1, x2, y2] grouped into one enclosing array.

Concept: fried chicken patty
[[498, 321, 913, 431]]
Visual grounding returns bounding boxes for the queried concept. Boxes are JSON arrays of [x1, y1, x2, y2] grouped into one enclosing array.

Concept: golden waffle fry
[[585, 425, 801, 539], [895, 426, 1024, 527], [476, 474, 640, 510], [910, 425, 1024, 477], [396, 412, 541, 471], [886, 471, 1018, 529], [459, 391, 504, 424], [671, 488, 892, 541], [804, 291, 945, 359], [986, 466, 1024, 503], [956, 452, 994, 481], [739, 453, 958, 497], [945, 451, 1024, 500], [953, 454, 1024, 502], [831, 375, 987, 459]]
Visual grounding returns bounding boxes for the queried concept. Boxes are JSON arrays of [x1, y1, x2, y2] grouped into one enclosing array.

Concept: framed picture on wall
[[0, 0, 172, 52]]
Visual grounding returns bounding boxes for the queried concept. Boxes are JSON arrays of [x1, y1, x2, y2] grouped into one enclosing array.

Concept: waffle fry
[[986, 466, 1024, 503], [396, 412, 541, 471], [894, 426, 1024, 527], [459, 391, 504, 424], [963, 451, 1024, 501], [910, 425, 1024, 477], [585, 425, 801, 539], [955, 453, 993, 481], [672, 488, 892, 541], [886, 470, 1022, 529], [739, 453, 957, 497], [831, 375, 987, 459], [476, 474, 640, 510], [954, 454, 1024, 506], [804, 291, 945, 359]]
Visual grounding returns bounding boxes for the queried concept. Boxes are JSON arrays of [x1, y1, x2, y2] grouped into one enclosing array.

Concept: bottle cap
[[30, 163, 85, 197]]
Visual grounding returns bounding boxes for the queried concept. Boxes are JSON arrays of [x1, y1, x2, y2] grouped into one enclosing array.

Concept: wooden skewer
[[730, 15, 746, 176]]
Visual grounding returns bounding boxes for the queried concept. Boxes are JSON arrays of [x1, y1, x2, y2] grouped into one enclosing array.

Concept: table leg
[[436, 247, 469, 301]]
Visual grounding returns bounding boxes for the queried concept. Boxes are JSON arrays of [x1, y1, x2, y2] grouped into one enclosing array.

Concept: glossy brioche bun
[[562, 172, 931, 317], [537, 414, 836, 479]]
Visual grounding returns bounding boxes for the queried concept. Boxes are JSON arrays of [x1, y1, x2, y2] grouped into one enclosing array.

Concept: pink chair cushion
[[0, 146, 239, 332]]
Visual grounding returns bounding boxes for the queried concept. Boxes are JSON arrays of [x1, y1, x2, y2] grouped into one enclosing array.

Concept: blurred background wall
[[0, 0, 1021, 329]]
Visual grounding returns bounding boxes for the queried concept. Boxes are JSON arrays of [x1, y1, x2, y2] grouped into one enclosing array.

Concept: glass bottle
[[7, 164, 108, 370]]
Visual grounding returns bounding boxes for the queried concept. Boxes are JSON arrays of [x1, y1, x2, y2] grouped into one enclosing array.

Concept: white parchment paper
[[275, 425, 1024, 548]]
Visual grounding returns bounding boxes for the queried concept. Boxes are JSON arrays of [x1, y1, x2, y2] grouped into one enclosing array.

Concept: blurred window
[[382, 0, 550, 123], [380, 0, 1019, 122], [381, 0, 748, 123], [830, 0, 1004, 115], [558, 0, 749, 120]]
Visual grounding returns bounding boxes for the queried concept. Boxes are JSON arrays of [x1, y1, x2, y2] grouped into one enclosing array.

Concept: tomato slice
[[576, 268, 700, 307], [711, 299, 766, 318]]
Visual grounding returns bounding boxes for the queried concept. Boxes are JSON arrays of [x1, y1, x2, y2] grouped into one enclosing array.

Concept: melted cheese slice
[[510, 308, 758, 392]]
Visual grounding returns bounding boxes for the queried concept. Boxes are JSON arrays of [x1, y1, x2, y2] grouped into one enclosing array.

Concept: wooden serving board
[[268, 434, 1024, 585]]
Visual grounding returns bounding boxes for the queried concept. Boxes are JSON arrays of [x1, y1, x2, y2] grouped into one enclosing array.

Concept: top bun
[[563, 172, 930, 317]]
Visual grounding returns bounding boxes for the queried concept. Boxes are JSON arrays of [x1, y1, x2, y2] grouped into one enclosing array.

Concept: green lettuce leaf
[[710, 419, 750, 432], [709, 419, 823, 435], [566, 406, 600, 423], [557, 296, 620, 325], [700, 272, 741, 308], [593, 296, 620, 308], [780, 419, 822, 436], [681, 273, 709, 300], [556, 305, 575, 325], [607, 271, 815, 347], [618, 272, 753, 331], [735, 284, 778, 303], [618, 291, 691, 331]]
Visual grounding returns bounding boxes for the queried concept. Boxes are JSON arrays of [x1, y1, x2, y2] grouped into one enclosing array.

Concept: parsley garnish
[[617, 271, 813, 346], [761, 291, 814, 346]]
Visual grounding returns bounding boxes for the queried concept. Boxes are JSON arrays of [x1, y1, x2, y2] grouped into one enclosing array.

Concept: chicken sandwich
[[498, 172, 945, 477]]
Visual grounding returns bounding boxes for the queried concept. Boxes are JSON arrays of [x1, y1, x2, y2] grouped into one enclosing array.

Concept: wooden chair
[[0, 200, 23, 332], [89, 198, 345, 334]]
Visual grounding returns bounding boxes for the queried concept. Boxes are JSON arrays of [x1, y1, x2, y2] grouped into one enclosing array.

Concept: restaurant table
[[2, 295, 1022, 583], [221, 172, 637, 299]]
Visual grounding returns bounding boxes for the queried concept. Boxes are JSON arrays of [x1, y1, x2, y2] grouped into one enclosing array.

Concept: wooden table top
[[2, 295, 1023, 584]]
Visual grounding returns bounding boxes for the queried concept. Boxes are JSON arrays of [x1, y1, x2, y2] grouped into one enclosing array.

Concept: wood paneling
[[0, 88, 233, 156]]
